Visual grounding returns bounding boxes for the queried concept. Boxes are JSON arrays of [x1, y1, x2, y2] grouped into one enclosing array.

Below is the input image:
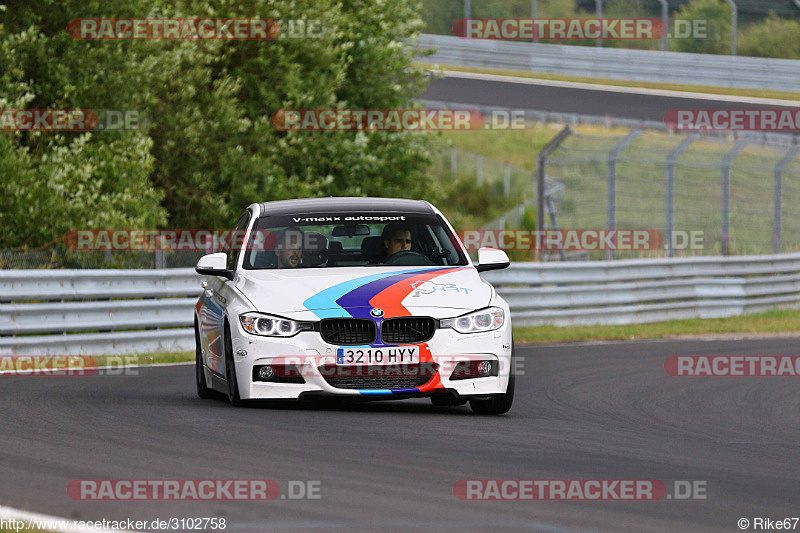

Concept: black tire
[[224, 324, 244, 407], [195, 320, 214, 399], [469, 373, 514, 415], [469, 349, 515, 415]]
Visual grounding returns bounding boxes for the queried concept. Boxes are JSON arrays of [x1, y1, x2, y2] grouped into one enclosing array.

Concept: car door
[[202, 211, 251, 375], [201, 274, 226, 374]]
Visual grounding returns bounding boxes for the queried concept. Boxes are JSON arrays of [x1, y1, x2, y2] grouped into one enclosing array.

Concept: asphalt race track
[[423, 73, 800, 122], [2, 337, 799, 532]]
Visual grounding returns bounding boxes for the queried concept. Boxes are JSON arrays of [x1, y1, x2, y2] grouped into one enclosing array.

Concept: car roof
[[258, 197, 434, 217]]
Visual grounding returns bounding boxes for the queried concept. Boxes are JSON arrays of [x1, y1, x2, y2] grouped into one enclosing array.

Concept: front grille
[[320, 318, 376, 345], [381, 317, 436, 344], [319, 363, 437, 390]]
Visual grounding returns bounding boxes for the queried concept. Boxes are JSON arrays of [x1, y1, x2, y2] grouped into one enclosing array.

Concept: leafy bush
[[739, 13, 800, 59], [436, 173, 504, 231], [670, 0, 732, 54]]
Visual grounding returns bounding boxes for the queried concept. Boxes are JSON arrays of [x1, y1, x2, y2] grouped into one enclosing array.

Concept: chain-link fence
[[430, 143, 537, 199], [542, 129, 800, 259], [431, 125, 800, 260], [430, 143, 572, 261], [427, 143, 552, 237]]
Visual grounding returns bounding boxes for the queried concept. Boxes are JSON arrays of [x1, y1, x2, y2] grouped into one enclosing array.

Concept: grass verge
[[514, 309, 800, 344], [92, 351, 193, 366], [419, 63, 800, 101]]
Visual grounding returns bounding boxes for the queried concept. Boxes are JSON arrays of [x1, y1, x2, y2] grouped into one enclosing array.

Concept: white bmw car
[[194, 197, 515, 414]]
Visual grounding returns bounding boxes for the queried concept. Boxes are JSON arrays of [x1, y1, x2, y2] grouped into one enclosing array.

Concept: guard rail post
[[665, 135, 697, 257], [155, 249, 166, 269], [596, 0, 603, 47], [724, 0, 738, 56], [536, 125, 572, 261], [721, 140, 748, 255], [606, 131, 641, 260], [656, 0, 668, 51], [773, 147, 799, 253]]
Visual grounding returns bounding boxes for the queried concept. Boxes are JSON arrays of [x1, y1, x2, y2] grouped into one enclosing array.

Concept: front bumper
[[227, 319, 513, 400]]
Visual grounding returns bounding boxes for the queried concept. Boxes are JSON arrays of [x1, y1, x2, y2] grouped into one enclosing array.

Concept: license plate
[[336, 347, 419, 365]]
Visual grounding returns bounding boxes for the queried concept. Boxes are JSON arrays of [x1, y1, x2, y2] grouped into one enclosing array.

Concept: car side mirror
[[196, 252, 233, 280], [476, 247, 510, 272]]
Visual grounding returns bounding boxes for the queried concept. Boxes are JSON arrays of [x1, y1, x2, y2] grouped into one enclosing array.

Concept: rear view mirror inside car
[[332, 224, 371, 237]]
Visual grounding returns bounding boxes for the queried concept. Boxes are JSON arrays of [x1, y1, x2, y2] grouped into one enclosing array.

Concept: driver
[[275, 227, 304, 268], [381, 224, 412, 260]]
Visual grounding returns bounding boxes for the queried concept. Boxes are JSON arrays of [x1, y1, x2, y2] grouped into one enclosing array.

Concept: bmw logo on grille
[[370, 308, 384, 318]]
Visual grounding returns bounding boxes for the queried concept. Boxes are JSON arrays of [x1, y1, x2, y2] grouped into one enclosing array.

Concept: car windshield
[[241, 212, 469, 269]]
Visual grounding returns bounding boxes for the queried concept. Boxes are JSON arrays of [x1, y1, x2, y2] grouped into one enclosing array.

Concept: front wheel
[[224, 325, 244, 407], [469, 373, 514, 415], [469, 349, 515, 415]]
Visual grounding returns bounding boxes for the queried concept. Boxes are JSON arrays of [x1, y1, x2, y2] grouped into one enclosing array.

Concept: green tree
[[739, 13, 800, 59], [671, 0, 731, 55], [1, 0, 437, 249], [0, 0, 167, 248], [148, 0, 437, 228]]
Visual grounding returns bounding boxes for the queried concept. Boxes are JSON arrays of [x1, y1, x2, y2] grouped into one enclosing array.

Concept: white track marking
[[0, 361, 192, 376]]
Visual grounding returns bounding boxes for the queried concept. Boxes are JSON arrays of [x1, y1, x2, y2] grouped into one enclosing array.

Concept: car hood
[[234, 266, 492, 320]]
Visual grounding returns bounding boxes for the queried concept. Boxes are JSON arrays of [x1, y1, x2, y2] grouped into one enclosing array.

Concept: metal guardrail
[[0, 269, 200, 300], [0, 269, 201, 356], [3, 329, 197, 356], [482, 253, 800, 326], [419, 34, 800, 92], [2, 255, 799, 353]]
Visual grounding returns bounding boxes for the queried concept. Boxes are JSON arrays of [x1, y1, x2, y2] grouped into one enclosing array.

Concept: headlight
[[239, 312, 313, 337], [440, 307, 505, 334]]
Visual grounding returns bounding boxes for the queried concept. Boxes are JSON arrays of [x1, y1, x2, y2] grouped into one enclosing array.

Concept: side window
[[226, 212, 251, 272]]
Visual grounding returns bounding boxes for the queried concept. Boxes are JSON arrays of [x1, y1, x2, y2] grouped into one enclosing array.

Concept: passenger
[[275, 228, 304, 268]]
